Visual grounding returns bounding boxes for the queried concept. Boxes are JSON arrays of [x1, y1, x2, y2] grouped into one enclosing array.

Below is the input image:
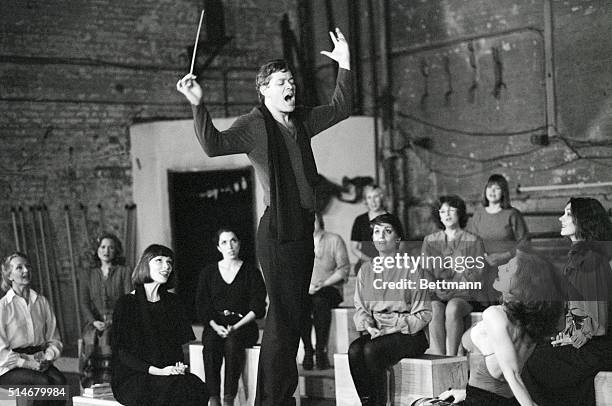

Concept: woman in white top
[[0, 252, 65, 405]]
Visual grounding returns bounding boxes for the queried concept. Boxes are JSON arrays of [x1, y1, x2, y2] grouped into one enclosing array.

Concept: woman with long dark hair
[[523, 197, 612, 406], [111, 244, 208, 406], [196, 228, 266, 406]]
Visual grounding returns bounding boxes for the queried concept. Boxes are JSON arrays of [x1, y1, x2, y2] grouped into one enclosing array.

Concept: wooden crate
[[243, 346, 301, 406], [72, 396, 122, 406], [187, 341, 249, 405], [469, 312, 483, 327], [595, 371, 612, 406], [392, 355, 468, 405], [300, 368, 335, 399], [0, 387, 33, 406], [335, 353, 468, 406], [333, 353, 360, 406], [188, 343, 300, 406]]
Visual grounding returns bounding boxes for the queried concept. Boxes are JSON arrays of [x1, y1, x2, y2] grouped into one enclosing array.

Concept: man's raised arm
[[176, 74, 253, 157]]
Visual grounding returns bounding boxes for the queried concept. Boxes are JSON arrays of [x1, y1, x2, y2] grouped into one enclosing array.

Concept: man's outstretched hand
[[320, 28, 350, 70], [176, 73, 203, 106]]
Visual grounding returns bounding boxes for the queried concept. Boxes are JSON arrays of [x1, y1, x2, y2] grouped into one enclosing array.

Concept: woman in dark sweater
[[111, 244, 208, 406], [523, 197, 612, 406], [196, 228, 267, 406]]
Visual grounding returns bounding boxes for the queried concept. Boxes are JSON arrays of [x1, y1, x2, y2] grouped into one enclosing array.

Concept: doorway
[[168, 168, 256, 320]]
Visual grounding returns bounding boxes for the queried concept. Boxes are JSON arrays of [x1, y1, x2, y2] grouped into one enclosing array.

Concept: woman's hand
[[550, 331, 572, 347], [309, 283, 322, 295], [212, 323, 229, 338], [438, 388, 466, 403], [366, 326, 382, 339], [320, 28, 350, 70], [30, 351, 45, 362], [379, 326, 400, 336], [93, 320, 106, 331], [23, 359, 49, 372], [570, 329, 590, 349], [172, 362, 187, 374], [149, 363, 187, 376], [176, 73, 203, 106]]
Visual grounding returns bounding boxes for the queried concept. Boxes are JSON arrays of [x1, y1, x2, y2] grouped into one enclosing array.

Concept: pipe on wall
[[517, 181, 612, 193]]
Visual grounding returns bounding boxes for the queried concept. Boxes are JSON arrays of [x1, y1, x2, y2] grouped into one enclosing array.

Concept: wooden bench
[[468, 311, 483, 327], [72, 396, 122, 406], [595, 371, 612, 406], [334, 353, 468, 406], [188, 343, 301, 406], [0, 387, 33, 406]]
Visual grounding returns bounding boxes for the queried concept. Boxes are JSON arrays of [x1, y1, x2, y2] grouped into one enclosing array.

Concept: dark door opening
[[168, 168, 256, 321]]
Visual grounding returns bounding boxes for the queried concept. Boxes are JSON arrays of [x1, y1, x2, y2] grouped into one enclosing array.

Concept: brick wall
[[0, 0, 297, 347], [381, 0, 612, 237]]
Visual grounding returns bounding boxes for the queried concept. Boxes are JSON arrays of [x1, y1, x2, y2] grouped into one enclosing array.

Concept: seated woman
[[111, 244, 208, 406], [467, 174, 529, 303], [422, 195, 486, 355], [301, 212, 350, 370], [79, 232, 132, 387], [196, 228, 266, 406], [0, 252, 66, 406], [523, 197, 612, 406], [349, 214, 432, 406], [437, 248, 564, 406]]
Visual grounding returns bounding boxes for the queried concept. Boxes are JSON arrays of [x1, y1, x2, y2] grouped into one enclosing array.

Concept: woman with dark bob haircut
[[79, 232, 131, 387], [467, 174, 528, 303], [350, 213, 432, 405], [523, 197, 612, 406], [422, 195, 486, 356], [436, 248, 564, 406], [111, 244, 208, 406]]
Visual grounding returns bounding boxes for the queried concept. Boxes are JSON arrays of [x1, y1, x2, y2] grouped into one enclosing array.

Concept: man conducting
[[177, 28, 352, 406]]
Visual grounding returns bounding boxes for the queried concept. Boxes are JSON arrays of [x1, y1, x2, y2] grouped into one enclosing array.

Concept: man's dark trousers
[[255, 207, 314, 406]]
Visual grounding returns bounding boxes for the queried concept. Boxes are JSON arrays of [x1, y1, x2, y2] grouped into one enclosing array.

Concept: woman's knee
[[431, 301, 446, 321], [445, 298, 471, 319], [348, 337, 366, 360], [362, 340, 383, 363], [46, 367, 67, 385], [224, 335, 247, 355]]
